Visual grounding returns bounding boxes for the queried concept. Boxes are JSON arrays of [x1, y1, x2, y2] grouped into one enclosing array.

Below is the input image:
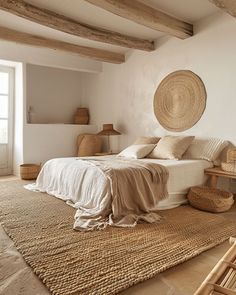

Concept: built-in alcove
[[26, 64, 91, 124], [24, 63, 99, 166]]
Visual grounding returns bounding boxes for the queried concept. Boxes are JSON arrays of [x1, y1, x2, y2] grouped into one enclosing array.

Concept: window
[[0, 72, 9, 144], [0, 66, 14, 175]]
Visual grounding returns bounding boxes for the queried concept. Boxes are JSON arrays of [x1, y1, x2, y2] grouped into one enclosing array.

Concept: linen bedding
[[141, 158, 213, 209], [26, 156, 169, 231]]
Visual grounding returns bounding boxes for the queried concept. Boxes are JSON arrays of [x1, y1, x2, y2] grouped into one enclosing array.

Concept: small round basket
[[187, 186, 234, 213], [20, 164, 41, 180]]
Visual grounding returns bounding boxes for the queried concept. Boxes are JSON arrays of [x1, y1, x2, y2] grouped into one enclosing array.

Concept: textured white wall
[[26, 64, 91, 124], [23, 64, 98, 166], [84, 12, 236, 150], [0, 40, 102, 73], [23, 124, 98, 164]]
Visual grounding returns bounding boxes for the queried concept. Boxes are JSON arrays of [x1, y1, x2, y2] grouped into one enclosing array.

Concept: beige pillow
[[117, 144, 156, 159], [148, 136, 195, 160], [133, 136, 160, 145], [183, 138, 229, 162]]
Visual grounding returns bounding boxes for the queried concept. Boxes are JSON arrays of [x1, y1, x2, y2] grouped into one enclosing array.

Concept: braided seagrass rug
[[0, 180, 236, 295]]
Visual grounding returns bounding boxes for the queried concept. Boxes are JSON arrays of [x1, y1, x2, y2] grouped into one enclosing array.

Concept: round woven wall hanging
[[153, 70, 207, 132]]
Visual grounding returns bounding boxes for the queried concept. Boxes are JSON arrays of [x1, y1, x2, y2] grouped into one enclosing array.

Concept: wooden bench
[[205, 167, 236, 189]]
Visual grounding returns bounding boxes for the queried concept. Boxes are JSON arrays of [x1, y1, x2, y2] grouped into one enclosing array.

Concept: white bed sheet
[[139, 158, 213, 209]]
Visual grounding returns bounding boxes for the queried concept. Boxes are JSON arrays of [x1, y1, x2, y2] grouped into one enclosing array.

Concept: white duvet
[[26, 157, 111, 228], [26, 156, 169, 230]]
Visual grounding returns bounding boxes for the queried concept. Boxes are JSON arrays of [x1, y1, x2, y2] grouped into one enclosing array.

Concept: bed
[[1, 157, 213, 295], [26, 155, 213, 230]]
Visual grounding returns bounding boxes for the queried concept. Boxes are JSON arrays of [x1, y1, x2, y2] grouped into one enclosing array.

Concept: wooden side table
[[204, 167, 236, 188]]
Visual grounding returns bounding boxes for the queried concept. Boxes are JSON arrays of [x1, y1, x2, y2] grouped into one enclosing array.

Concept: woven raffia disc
[[154, 70, 207, 132]]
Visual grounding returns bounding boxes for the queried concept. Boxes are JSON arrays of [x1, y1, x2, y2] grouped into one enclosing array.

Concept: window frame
[[0, 65, 14, 175]]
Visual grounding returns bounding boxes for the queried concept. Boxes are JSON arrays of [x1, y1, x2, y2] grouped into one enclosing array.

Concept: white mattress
[[139, 158, 213, 209]]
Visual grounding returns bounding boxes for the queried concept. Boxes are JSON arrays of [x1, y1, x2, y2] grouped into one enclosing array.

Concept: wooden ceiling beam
[[0, 0, 154, 51], [0, 26, 125, 64], [209, 0, 236, 17], [85, 0, 193, 39]]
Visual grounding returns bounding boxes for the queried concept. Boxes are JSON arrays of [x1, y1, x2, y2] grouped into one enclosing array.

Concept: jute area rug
[[0, 181, 236, 295]]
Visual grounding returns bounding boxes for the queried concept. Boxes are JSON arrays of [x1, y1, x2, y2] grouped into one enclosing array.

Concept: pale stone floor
[[0, 175, 235, 295]]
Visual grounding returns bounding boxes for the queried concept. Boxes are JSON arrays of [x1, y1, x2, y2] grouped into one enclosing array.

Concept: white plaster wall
[[23, 124, 97, 164], [84, 12, 236, 150], [26, 64, 89, 124], [0, 40, 102, 73], [23, 64, 98, 166]]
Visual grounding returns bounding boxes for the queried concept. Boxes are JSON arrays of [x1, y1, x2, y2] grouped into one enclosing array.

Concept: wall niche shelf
[[24, 123, 98, 165]]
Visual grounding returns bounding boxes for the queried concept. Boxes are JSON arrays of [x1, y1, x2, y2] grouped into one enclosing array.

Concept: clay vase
[[74, 108, 89, 125]]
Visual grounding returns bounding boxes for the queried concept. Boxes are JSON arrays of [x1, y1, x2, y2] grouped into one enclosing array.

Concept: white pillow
[[117, 144, 156, 159], [183, 137, 229, 161]]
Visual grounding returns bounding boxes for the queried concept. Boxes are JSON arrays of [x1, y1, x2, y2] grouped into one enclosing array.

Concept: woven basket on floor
[[20, 164, 41, 180], [187, 186, 234, 213]]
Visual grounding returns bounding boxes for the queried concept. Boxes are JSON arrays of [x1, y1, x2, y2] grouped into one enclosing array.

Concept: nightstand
[[204, 167, 236, 188]]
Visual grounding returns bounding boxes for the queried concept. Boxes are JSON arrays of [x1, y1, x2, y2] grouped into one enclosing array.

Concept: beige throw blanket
[[26, 157, 169, 230], [102, 159, 169, 226]]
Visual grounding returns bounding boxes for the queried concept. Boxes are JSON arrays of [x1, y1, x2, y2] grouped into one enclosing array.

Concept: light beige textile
[[117, 144, 156, 159], [149, 136, 195, 159], [140, 158, 213, 209], [105, 158, 168, 226], [183, 138, 229, 161], [133, 136, 160, 145], [1, 181, 236, 295], [26, 157, 169, 231]]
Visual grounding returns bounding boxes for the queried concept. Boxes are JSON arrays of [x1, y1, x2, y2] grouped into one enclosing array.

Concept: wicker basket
[[20, 164, 41, 180], [74, 108, 89, 125], [187, 186, 234, 213], [221, 162, 236, 173], [77, 134, 102, 156]]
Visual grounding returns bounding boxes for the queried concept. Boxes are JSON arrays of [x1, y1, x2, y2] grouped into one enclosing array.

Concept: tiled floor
[[0, 175, 18, 181], [122, 207, 236, 295]]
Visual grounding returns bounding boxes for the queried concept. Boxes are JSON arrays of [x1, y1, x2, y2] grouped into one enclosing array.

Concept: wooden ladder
[[194, 238, 236, 295]]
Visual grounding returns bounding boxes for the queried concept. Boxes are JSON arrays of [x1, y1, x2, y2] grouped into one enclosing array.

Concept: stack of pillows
[[117, 135, 229, 162]]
